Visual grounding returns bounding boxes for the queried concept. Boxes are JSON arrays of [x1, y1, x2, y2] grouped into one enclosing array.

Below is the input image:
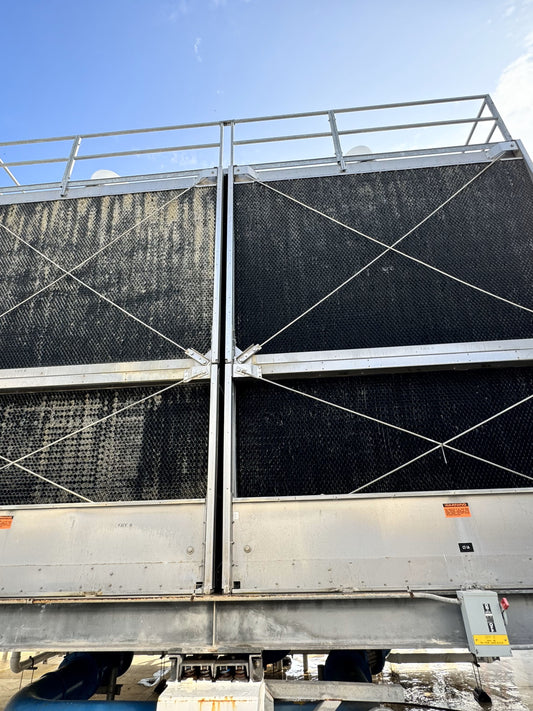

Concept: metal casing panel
[[0, 503, 206, 596], [230, 493, 533, 593]]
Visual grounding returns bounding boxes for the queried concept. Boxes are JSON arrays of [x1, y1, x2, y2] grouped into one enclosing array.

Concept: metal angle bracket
[[233, 360, 262, 379], [486, 140, 517, 160], [196, 169, 219, 186], [233, 347, 262, 378], [185, 348, 211, 366], [235, 344, 262, 364], [183, 349, 212, 382], [234, 166, 259, 183], [183, 363, 211, 382]]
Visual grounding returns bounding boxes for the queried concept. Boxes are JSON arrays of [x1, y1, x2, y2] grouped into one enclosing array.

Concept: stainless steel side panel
[[230, 493, 533, 593], [0, 503, 206, 597]]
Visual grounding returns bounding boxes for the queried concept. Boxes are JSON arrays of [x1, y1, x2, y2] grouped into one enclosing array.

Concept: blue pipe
[[6, 652, 156, 711]]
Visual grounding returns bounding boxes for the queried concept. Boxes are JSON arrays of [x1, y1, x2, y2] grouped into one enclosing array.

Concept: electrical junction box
[[458, 590, 511, 657]]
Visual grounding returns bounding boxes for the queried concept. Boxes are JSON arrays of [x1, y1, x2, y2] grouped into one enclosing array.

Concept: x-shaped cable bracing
[[248, 374, 533, 492], [244, 156, 532, 353], [0, 184, 208, 501], [0, 183, 201, 356], [0, 376, 201, 502], [242, 158, 532, 488]]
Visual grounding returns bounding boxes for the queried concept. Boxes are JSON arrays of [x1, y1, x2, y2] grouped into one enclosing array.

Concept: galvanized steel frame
[[0, 149, 225, 594], [1, 95, 533, 650], [222, 99, 533, 615], [0, 591, 531, 652]]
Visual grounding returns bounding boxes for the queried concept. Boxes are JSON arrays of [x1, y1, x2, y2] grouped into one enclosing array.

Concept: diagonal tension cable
[[349, 392, 533, 493], [0, 183, 197, 321], [246, 372, 439, 445], [0, 222, 192, 356], [247, 155, 533, 351], [245, 373, 533, 491], [0, 454, 94, 503], [0, 376, 200, 491]]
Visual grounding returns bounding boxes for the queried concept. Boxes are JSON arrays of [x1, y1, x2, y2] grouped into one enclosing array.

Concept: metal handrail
[[0, 94, 513, 195]]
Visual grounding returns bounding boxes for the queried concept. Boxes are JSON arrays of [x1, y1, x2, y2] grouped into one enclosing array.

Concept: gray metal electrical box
[[458, 590, 511, 657]]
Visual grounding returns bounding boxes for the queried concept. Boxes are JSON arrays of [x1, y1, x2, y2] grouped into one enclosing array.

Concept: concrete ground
[[1, 651, 532, 710]]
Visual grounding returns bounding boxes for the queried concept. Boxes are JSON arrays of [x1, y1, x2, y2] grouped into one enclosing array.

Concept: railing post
[[484, 95, 513, 142], [0, 158, 20, 187], [465, 98, 486, 146], [60, 136, 82, 196], [328, 110, 346, 172]]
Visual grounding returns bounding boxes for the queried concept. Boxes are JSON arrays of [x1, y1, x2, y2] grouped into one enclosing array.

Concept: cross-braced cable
[[244, 156, 533, 352], [0, 374, 202, 501], [246, 373, 533, 492], [0, 184, 206, 356]]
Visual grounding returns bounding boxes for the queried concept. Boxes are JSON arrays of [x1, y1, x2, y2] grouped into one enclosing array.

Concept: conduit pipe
[[10, 652, 58, 674], [6, 651, 156, 711]]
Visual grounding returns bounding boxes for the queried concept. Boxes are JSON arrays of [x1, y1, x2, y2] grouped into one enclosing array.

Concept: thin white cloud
[[194, 36, 202, 62], [168, 0, 189, 21], [493, 31, 533, 152]]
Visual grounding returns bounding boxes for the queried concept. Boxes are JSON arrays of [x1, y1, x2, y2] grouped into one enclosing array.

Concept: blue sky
[[1, 0, 532, 182]]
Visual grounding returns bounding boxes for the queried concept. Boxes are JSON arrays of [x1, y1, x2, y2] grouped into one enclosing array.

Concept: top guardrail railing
[[0, 95, 514, 196]]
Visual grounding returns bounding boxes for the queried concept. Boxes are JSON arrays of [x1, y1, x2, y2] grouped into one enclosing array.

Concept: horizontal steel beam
[[234, 338, 533, 379], [266, 680, 405, 704], [386, 650, 475, 664], [0, 358, 210, 393], [0, 593, 530, 652], [0, 169, 216, 204], [238, 141, 506, 173], [235, 141, 518, 183]]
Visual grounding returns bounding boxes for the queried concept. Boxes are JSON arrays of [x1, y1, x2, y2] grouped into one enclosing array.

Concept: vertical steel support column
[[60, 136, 82, 196], [222, 123, 236, 593], [202, 125, 225, 593]]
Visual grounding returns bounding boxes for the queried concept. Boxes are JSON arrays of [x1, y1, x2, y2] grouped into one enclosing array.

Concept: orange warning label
[[443, 503, 471, 518], [0, 516, 13, 529]]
